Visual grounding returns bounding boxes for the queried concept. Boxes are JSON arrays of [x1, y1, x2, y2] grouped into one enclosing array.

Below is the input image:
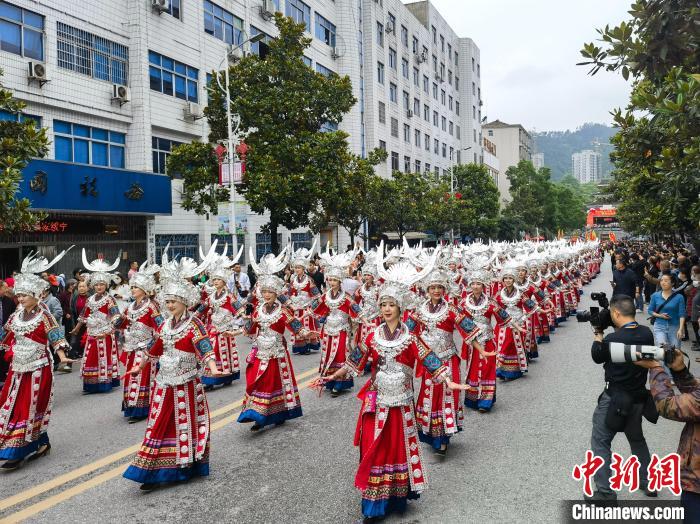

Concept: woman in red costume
[[237, 247, 308, 431], [120, 261, 163, 422], [0, 249, 73, 470], [287, 241, 321, 355], [70, 250, 123, 393], [324, 244, 467, 522], [408, 267, 481, 454], [123, 253, 222, 490]]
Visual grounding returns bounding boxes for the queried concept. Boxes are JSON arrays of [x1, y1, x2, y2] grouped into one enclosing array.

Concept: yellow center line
[[0, 366, 319, 517], [1, 374, 321, 523]]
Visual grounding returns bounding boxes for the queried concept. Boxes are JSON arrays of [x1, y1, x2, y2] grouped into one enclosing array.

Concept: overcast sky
[[427, 0, 633, 132]]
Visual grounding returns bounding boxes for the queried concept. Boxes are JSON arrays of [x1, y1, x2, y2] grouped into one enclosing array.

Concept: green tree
[[502, 160, 550, 233], [170, 15, 356, 253], [309, 148, 386, 246], [579, 0, 700, 246], [372, 171, 431, 241], [450, 163, 500, 239], [0, 69, 48, 232]]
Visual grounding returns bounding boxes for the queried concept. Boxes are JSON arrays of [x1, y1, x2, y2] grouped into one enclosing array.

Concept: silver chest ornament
[[9, 310, 48, 372], [323, 290, 350, 336], [289, 275, 312, 310], [373, 326, 413, 407], [255, 303, 286, 361], [209, 291, 236, 333], [464, 294, 493, 343], [417, 300, 455, 360], [500, 288, 524, 324], [85, 294, 114, 336], [156, 316, 198, 386], [123, 300, 155, 352], [359, 284, 379, 320]]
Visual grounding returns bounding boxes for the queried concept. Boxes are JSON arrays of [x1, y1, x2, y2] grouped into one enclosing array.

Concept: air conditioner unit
[[28, 62, 49, 86], [228, 45, 248, 62], [414, 52, 425, 64], [184, 102, 204, 121], [331, 46, 340, 60], [260, 0, 273, 20], [151, 0, 169, 14], [112, 84, 130, 105], [434, 71, 441, 80], [406, 110, 413, 118], [385, 22, 394, 34]]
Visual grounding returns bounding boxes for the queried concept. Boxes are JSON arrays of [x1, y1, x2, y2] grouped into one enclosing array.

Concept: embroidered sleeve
[[191, 318, 215, 362], [288, 315, 303, 334], [145, 336, 164, 358], [152, 310, 164, 328], [278, 294, 289, 305], [495, 306, 512, 325], [414, 335, 449, 382], [310, 286, 321, 298], [404, 316, 418, 333], [456, 314, 480, 342], [523, 298, 538, 313], [349, 301, 361, 318], [535, 289, 546, 302], [43, 311, 69, 350], [345, 334, 371, 376], [546, 282, 556, 292], [78, 304, 91, 324], [231, 299, 246, 315]]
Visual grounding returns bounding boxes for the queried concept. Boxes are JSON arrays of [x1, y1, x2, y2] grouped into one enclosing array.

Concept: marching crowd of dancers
[[0, 238, 602, 521]]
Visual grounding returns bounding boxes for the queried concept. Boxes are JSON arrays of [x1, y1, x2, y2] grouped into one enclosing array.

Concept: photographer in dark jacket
[[588, 295, 657, 500]]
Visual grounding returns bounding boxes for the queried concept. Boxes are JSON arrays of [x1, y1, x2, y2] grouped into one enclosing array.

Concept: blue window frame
[[155, 234, 198, 264], [302, 56, 312, 67], [0, 109, 41, 127], [56, 22, 128, 85], [290, 232, 312, 250], [152, 136, 184, 175], [286, 0, 310, 32], [53, 120, 125, 168], [204, 0, 243, 46], [164, 0, 181, 19], [149, 50, 198, 102], [255, 233, 282, 261], [315, 63, 335, 77], [250, 26, 272, 58], [314, 12, 335, 47], [0, 1, 43, 60]]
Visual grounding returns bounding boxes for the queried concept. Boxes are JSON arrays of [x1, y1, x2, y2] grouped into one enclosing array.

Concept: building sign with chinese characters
[[19, 159, 171, 215]]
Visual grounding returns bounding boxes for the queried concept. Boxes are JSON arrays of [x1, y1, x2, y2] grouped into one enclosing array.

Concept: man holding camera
[[589, 295, 657, 500], [635, 350, 700, 519]]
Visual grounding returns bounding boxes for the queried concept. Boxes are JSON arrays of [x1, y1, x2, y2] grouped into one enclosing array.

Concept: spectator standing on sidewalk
[[648, 274, 686, 350], [612, 257, 640, 300]]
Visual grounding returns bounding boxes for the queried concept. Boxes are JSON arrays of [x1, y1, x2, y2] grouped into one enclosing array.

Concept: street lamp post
[[449, 146, 472, 243], [215, 33, 265, 256]]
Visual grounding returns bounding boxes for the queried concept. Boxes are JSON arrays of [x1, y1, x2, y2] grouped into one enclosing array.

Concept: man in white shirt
[[228, 263, 251, 297]]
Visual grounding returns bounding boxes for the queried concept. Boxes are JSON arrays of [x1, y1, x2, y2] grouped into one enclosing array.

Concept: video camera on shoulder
[[576, 292, 613, 330]]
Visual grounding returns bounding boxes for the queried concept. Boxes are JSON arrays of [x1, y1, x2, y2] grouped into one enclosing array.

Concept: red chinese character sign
[[216, 142, 247, 186], [573, 452, 681, 496]]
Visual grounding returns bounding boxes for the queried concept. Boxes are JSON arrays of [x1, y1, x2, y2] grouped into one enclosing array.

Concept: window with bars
[[404, 156, 411, 173], [424, 133, 430, 151], [389, 82, 397, 103], [290, 232, 313, 249], [376, 21, 384, 47], [378, 101, 386, 124], [391, 151, 399, 171], [315, 12, 336, 47], [204, 0, 243, 45], [152, 136, 184, 175], [149, 50, 198, 102], [57, 22, 128, 85], [401, 57, 409, 79], [0, 1, 43, 60], [390, 117, 398, 138], [156, 234, 199, 264], [54, 119, 125, 168], [388, 47, 397, 69], [286, 0, 311, 32], [0, 109, 41, 127], [377, 61, 384, 84], [256, 233, 283, 260]]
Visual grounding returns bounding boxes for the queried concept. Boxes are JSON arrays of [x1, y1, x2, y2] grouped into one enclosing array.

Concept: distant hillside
[[532, 123, 617, 180]]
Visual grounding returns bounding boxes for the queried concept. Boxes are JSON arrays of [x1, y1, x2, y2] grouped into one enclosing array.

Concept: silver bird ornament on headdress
[[15, 246, 74, 298]]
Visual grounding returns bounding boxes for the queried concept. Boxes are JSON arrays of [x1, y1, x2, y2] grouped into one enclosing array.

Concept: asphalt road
[[0, 264, 684, 523]]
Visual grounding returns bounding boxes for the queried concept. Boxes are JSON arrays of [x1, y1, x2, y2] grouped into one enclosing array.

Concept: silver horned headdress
[[15, 246, 74, 298], [376, 241, 438, 310], [82, 249, 122, 286], [249, 245, 290, 294]]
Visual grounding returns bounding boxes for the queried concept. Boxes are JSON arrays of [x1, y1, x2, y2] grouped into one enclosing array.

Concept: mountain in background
[[532, 123, 617, 181]]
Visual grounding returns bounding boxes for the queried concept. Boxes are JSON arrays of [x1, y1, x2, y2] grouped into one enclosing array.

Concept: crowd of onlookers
[[608, 240, 700, 353]]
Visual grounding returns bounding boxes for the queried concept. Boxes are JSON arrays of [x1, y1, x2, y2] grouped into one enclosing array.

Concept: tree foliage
[[170, 14, 357, 253], [0, 69, 48, 232], [450, 163, 500, 239], [579, 0, 700, 243], [500, 160, 586, 239]]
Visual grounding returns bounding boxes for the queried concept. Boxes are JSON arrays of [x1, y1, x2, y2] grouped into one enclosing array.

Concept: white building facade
[[572, 149, 601, 183], [481, 119, 532, 205], [1, 0, 482, 268]]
